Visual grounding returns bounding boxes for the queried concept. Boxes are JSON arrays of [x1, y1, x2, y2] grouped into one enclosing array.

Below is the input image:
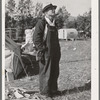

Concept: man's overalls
[[33, 19, 61, 96], [39, 22, 60, 94]]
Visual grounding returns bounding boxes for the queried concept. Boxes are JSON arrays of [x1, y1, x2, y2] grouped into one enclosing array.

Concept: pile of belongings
[[21, 28, 36, 55], [5, 87, 42, 100]]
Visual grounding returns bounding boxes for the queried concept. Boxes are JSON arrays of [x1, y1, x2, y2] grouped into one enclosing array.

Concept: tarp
[[5, 35, 28, 79]]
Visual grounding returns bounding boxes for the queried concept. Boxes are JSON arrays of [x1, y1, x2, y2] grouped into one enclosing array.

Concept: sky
[[35, 0, 91, 16], [5, 0, 91, 17]]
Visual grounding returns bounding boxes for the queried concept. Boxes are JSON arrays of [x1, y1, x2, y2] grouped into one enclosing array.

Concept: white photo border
[[2, 0, 99, 100]]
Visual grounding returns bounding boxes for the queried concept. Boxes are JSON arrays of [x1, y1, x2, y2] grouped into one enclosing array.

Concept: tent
[[5, 30, 39, 81], [58, 28, 78, 40], [5, 35, 28, 81]]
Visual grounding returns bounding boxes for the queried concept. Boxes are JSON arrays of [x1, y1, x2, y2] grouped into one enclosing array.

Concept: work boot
[[35, 93, 53, 100], [50, 90, 62, 97]]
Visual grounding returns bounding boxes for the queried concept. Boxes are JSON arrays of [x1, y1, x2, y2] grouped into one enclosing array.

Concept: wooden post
[[10, 28, 12, 39], [6, 72, 14, 82]]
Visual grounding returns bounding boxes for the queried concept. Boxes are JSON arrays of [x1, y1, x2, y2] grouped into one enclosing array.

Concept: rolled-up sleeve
[[33, 19, 45, 52]]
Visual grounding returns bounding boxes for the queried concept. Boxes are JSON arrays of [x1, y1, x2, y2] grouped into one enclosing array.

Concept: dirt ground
[[5, 39, 91, 100]]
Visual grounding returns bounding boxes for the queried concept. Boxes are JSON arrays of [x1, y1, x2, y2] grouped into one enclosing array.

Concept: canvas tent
[[5, 35, 28, 81], [58, 28, 78, 40], [5, 28, 39, 81]]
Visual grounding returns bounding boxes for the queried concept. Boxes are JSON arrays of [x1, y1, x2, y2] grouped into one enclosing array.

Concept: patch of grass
[[5, 39, 91, 100]]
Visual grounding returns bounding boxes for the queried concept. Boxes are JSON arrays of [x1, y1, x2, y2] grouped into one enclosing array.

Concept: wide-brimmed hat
[[42, 4, 57, 13]]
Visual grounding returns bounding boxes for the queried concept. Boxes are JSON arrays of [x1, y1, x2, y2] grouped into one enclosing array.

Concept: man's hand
[[36, 51, 44, 61]]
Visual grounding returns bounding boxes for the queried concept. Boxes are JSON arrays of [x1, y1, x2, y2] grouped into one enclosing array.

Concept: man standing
[[33, 4, 61, 99]]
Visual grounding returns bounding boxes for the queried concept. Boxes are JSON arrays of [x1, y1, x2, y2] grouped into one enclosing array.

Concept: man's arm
[[33, 19, 45, 52]]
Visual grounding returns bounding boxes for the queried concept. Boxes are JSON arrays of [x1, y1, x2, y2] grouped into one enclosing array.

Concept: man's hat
[[42, 4, 57, 13]]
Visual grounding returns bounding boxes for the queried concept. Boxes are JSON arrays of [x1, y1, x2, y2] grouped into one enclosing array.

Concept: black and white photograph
[[2, 0, 99, 100]]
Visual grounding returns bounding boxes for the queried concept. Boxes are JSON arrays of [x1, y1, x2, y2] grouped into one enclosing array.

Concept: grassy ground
[[5, 39, 91, 100]]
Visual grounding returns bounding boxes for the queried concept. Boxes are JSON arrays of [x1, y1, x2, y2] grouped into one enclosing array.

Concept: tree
[[76, 9, 91, 32], [34, 2, 43, 17], [16, 0, 43, 27], [5, 0, 16, 28], [5, 11, 12, 28], [56, 6, 70, 29], [75, 9, 91, 39], [66, 19, 77, 28], [6, 0, 16, 15], [61, 6, 70, 25], [84, 9, 91, 32], [55, 15, 64, 29]]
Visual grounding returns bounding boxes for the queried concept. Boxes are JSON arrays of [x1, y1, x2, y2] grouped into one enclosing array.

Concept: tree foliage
[[5, 0, 43, 38], [66, 19, 77, 29], [5, 0, 91, 39], [76, 9, 91, 32], [6, 0, 16, 14], [5, 0, 17, 28], [65, 9, 91, 33], [34, 3, 43, 17], [56, 6, 70, 29]]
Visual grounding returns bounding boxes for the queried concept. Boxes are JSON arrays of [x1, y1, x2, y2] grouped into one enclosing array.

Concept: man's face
[[46, 8, 55, 17]]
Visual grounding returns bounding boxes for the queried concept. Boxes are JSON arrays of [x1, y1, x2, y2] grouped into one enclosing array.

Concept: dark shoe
[[39, 94, 53, 100], [35, 92, 53, 100], [85, 80, 91, 89], [51, 90, 62, 96]]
